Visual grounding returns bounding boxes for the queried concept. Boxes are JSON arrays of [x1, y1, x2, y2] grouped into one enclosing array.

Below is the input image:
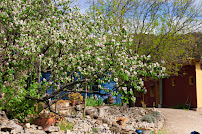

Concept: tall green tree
[[87, 0, 202, 72]]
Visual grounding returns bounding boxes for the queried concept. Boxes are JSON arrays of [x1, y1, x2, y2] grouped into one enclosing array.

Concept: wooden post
[[37, 56, 41, 113], [83, 82, 87, 117]]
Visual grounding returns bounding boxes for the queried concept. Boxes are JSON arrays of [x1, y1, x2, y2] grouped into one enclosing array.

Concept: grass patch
[[57, 120, 75, 131], [86, 96, 103, 107], [172, 104, 189, 110], [110, 102, 122, 106]]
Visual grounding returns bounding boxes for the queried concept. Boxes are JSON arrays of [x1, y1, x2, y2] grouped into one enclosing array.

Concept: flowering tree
[[0, 0, 165, 120]]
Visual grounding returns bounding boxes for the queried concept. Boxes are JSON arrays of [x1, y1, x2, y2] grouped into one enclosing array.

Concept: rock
[[86, 115, 91, 119], [110, 126, 121, 134], [85, 109, 93, 116], [138, 122, 148, 129], [1, 132, 9, 134], [51, 132, 64, 134], [36, 130, 47, 134], [142, 129, 153, 134], [30, 124, 37, 130], [11, 119, 19, 124], [24, 128, 31, 134], [73, 122, 92, 133], [102, 118, 110, 124], [112, 122, 119, 127], [147, 123, 155, 128], [97, 107, 105, 117], [96, 124, 111, 134], [10, 129, 15, 134], [46, 126, 60, 132], [93, 114, 99, 119], [0, 110, 8, 120], [37, 126, 43, 130], [25, 123, 31, 128], [75, 105, 82, 111], [66, 130, 74, 134], [95, 120, 102, 125], [1, 120, 23, 133], [103, 123, 108, 128]]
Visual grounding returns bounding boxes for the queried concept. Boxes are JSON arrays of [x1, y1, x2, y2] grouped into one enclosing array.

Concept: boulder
[[29, 129, 47, 134], [1, 120, 23, 133], [75, 105, 82, 111], [0, 110, 8, 120], [102, 118, 109, 124], [30, 124, 37, 130], [46, 126, 60, 133], [25, 123, 31, 128], [85, 109, 93, 116]]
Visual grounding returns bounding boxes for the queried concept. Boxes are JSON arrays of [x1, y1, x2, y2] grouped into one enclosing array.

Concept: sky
[[73, 0, 201, 33], [75, 0, 202, 14]]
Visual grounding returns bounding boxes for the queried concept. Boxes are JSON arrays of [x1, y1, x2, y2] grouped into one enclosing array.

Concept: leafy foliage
[[88, 0, 202, 73], [68, 93, 83, 103], [0, 0, 165, 120], [57, 120, 75, 131], [141, 111, 161, 123], [86, 96, 103, 107]]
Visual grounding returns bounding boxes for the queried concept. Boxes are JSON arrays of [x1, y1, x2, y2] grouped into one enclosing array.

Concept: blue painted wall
[[41, 72, 122, 104]]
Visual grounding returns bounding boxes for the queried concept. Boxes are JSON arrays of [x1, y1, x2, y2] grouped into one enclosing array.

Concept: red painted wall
[[162, 65, 197, 108], [136, 80, 157, 107]]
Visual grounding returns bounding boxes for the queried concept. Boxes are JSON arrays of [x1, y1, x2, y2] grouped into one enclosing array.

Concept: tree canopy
[[87, 0, 202, 71], [0, 0, 165, 120]]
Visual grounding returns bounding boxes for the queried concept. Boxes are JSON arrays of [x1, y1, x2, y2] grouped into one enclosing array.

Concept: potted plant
[[107, 94, 114, 104], [68, 93, 83, 107]]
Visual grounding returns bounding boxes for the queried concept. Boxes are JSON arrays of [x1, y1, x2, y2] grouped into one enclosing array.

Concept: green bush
[[57, 120, 75, 131], [141, 114, 155, 123], [86, 96, 103, 107], [150, 111, 161, 117], [141, 111, 161, 123], [173, 104, 189, 110]]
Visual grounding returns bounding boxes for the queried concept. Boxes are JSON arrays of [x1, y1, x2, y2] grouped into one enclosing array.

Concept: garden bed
[[0, 102, 164, 134]]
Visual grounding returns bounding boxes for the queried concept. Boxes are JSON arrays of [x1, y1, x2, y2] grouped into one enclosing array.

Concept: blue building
[[41, 72, 122, 104]]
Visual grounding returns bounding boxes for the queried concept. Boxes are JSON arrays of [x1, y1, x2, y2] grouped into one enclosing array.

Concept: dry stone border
[[62, 105, 165, 134], [0, 105, 164, 134]]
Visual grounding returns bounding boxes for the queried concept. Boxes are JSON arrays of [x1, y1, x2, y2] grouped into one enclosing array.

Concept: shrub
[[141, 114, 155, 123], [68, 93, 83, 103], [57, 120, 75, 131], [141, 111, 161, 123], [150, 111, 161, 117], [86, 96, 103, 107]]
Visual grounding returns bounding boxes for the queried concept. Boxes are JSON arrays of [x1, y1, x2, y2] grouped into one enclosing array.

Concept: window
[[189, 76, 194, 85], [150, 86, 155, 97], [172, 78, 175, 86]]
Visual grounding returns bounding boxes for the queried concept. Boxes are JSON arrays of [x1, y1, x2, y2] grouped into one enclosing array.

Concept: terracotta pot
[[35, 117, 55, 131], [71, 100, 77, 107]]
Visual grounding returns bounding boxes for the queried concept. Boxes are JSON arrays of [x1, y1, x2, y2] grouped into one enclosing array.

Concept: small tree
[[0, 0, 165, 120]]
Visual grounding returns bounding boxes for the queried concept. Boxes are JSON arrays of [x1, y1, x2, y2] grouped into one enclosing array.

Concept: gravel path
[[157, 108, 202, 134]]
